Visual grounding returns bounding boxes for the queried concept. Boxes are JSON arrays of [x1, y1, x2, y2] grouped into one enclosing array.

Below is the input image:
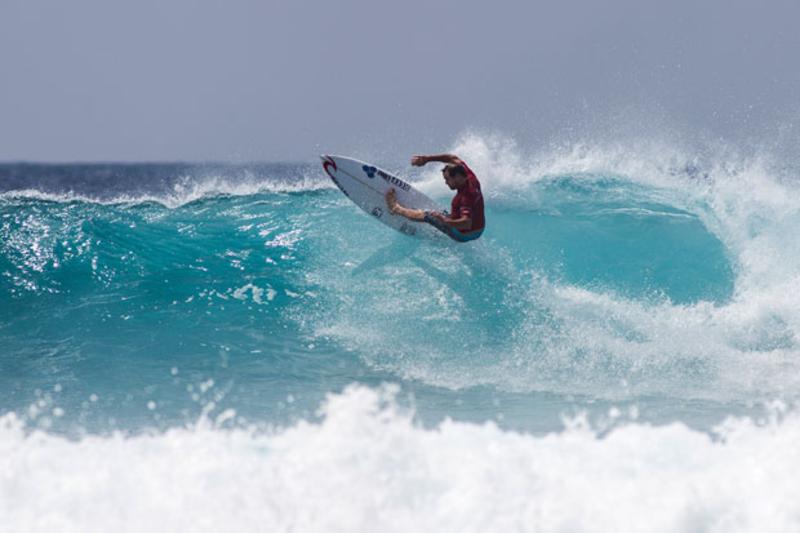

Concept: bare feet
[[385, 188, 399, 213]]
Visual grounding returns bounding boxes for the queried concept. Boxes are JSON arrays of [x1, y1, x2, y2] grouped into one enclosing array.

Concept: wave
[[0, 163, 332, 208], [3, 137, 800, 405], [310, 134, 800, 401], [1, 385, 798, 532]]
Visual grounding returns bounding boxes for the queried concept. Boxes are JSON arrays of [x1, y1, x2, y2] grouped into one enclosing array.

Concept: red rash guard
[[451, 162, 485, 235]]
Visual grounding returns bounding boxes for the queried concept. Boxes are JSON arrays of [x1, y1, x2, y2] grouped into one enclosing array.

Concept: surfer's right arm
[[411, 154, 463, 167], [385, 189, 426, 221]]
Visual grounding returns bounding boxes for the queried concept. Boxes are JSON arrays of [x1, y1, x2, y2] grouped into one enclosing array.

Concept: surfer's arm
[[411, 154, 463, 167]]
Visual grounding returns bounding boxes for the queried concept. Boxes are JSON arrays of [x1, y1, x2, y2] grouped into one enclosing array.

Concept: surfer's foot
[[385, 189, 398, 213]]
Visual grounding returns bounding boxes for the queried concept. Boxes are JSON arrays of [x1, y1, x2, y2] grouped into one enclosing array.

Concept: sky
[[2, 0, 800, 162]]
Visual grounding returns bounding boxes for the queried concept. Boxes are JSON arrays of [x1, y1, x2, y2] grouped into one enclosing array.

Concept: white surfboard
[[320, 154, 443, 237]]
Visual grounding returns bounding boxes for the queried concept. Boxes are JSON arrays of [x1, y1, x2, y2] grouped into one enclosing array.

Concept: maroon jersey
[[451, 162, 485, 235]]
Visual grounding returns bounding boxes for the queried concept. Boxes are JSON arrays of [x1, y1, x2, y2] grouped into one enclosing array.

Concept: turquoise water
[[3, 143, 800, 530], [0, 164, 739, 431]]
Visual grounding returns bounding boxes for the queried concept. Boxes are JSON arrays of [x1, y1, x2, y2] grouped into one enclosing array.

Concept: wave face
[[2, 137, 800, 530]]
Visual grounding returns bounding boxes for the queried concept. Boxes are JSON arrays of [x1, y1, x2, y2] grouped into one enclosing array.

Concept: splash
[[312, 133, 800, 401]]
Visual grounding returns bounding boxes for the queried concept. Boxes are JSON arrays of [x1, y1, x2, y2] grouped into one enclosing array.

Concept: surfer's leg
[[422, 212, 470, 242], [423, 212, 484, 242], [451, 229, 484, 242], [386, 189, 426, 221], [423, 211, 451, 234]]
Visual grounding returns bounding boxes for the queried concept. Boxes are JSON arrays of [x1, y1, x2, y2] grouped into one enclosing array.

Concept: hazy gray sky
[[2, 0, 799, 162]]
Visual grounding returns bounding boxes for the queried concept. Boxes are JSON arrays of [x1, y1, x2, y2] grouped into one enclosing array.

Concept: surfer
[[385, 154, 485, 242]]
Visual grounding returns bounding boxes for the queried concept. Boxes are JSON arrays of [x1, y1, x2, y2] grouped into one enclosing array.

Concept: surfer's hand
[[385, 189, 399, 213], [411, 155, 427, 167]]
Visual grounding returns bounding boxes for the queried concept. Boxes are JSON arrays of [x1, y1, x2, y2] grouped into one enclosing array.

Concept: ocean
[[2, 134, 799, 531]]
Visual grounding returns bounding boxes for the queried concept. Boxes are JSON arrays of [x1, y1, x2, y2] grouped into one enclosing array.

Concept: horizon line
[[0, 159, 315, 166]]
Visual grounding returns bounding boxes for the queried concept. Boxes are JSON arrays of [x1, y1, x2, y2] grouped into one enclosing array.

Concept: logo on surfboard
[[359, 162, 411, 191], [322, 156, 338, 178], [321, 156, 350, 197], [378, 170, 410, 192]]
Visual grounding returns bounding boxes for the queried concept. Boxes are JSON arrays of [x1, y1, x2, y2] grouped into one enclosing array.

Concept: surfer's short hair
[[443, 164, 467, 179]]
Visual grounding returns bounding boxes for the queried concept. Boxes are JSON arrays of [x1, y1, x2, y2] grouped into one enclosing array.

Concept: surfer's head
[[442, 164, 468, 190]]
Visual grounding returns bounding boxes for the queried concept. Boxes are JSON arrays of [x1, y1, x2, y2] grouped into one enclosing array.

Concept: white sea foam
[[1, 385, 798, 533]]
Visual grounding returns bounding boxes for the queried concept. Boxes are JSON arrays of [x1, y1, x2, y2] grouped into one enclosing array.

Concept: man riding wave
[[385, 153, 485, 242]]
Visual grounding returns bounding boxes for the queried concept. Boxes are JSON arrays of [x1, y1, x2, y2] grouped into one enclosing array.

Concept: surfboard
[[320, 155, 443, 236]]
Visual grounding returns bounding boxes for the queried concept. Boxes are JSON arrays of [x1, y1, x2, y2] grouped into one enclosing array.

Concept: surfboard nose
[[320, 155, 337, 176]]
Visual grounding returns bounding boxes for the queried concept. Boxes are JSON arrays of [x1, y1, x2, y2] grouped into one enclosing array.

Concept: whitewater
[[2, 133, 800, 532]]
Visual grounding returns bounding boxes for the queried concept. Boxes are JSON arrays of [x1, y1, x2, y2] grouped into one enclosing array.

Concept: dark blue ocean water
[[2, 146, 800, 530]]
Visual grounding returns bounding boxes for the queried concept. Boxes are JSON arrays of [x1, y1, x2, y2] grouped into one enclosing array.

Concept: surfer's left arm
[[411, 154, 463, 167]]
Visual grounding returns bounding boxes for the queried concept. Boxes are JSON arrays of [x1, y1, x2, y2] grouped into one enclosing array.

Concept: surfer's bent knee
[[423, 211, 483, 243]]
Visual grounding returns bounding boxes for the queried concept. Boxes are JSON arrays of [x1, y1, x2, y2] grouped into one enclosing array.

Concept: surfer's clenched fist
[[411, 155, 428, 167]]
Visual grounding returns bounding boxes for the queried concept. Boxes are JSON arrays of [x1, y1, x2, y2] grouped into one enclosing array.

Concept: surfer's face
[[442, 169, 466, 190]]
